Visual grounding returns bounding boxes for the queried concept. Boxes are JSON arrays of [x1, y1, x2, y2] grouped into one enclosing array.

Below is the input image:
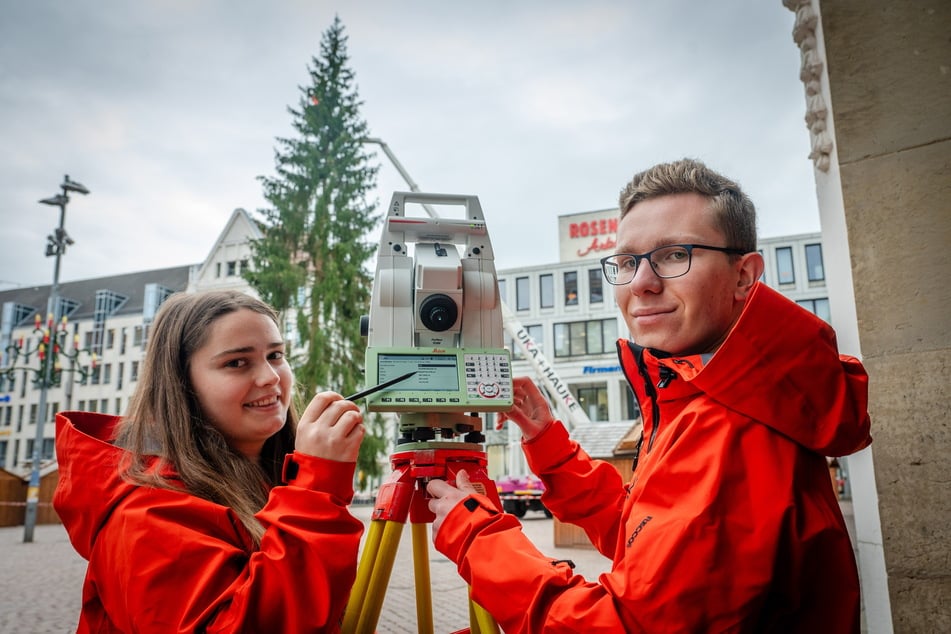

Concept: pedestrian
[[427, 158, 872, 632], [54, 290, 365, 632]]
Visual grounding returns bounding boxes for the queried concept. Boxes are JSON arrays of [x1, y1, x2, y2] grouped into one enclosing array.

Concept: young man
[[427, 159, 872, 632]]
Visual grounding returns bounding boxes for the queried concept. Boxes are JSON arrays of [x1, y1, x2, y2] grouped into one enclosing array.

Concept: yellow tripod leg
[[470, 589, 500, 634], [355, 519, 405, 634], [342, 518, 385, 634], [412, 522, 434, 634]]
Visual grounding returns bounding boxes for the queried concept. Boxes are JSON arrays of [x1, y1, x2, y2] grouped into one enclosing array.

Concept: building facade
[[0, 208, 258, 472]]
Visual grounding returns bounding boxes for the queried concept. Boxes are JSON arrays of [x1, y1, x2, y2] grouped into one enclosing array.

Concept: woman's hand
[[296, 392, 365, 462]]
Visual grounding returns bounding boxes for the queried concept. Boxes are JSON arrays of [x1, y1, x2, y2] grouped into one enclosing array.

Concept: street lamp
[[21, 174, 89, 543]]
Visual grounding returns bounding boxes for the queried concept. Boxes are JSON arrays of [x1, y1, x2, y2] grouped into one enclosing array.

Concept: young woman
[[54, 290, 366, 633]]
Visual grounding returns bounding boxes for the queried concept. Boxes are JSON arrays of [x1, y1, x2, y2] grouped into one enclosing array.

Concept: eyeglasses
[[600, 244, 747, 285]]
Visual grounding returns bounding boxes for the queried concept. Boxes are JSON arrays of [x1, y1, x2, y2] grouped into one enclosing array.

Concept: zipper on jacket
[[657, 366, 676, 388], [634, 349, 662, 456]]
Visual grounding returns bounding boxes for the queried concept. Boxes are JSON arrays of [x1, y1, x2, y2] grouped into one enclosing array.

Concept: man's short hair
[[618, 158, 758, 253]]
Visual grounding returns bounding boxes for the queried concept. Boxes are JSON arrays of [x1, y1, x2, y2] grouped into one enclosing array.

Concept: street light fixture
[[22, 174, 89, 543]]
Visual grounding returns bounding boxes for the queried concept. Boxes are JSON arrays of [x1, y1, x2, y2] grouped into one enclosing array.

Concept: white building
[[0, 208, 259, 472]]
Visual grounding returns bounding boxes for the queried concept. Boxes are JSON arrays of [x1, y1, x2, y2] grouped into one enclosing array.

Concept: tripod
[[342, 415, 502, 634]]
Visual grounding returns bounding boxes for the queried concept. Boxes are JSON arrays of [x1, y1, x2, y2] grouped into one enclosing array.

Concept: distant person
[[428, 158, 872, 631], [54, 290, 365, 632]]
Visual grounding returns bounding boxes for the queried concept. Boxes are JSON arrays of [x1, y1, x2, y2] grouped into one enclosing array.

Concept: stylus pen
[[345, 371, 417, 402]]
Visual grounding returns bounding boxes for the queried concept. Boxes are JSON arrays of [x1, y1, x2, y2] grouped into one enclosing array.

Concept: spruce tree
[[245, 17, 386, 484]]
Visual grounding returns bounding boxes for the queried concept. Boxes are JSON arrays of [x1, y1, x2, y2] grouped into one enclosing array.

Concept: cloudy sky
[[0, 0, 817, 289]]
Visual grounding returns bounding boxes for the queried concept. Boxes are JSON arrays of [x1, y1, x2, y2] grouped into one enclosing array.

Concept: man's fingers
[[426, 478, 454, 498], [456, 469, 476, 493]]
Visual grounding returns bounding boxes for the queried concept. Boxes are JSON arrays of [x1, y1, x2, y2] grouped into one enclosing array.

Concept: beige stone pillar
[[786, 1, 951, 631]]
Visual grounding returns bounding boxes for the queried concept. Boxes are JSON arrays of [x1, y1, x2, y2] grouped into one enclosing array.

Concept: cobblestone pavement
[[0, 506, 610, 634], [0, 502, 858, 633]]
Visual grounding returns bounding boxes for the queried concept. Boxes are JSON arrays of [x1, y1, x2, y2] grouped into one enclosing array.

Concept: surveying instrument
[[342, 192, 513, 634]]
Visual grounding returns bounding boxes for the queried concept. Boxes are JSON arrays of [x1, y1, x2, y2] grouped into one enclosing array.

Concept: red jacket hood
[[618, 282, 872, 457], [53, 411, 140, 560]]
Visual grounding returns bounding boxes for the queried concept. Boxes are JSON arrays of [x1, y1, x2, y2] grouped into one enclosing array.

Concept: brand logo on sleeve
[[626, 515, 653, 547]]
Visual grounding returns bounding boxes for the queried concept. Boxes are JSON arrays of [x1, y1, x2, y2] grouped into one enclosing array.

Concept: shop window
[[577, 385, 609, 422]]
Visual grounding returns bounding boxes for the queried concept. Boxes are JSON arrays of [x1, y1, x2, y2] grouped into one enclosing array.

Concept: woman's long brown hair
[[115, 290, 297, 545]]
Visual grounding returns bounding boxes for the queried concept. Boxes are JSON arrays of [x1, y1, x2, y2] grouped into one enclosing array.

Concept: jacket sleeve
[[435, 419, 839, 632], [90, 452, 363, 633], [434, 493, 625, 633], [522, 421, 628, 557]]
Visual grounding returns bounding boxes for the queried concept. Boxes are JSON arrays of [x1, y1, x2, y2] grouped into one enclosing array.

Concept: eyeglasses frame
[[599, 243, 748, 285]]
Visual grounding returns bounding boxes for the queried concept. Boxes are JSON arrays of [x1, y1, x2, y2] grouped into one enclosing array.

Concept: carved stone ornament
[[784, 0, 833, 172]]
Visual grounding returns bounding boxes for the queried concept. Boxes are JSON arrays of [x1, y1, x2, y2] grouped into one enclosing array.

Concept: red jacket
[[53, 411, 363, 633], [436, 282, 871, 632]]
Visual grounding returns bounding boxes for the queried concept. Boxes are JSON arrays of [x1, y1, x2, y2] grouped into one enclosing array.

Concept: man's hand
[[495, 376, 555, 441], [427, 470, 478, 539]]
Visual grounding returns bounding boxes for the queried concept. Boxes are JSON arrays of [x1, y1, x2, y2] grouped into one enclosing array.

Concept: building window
[[29, 404, 37, 424], [540, 274, 554, 309], [240, 259, 249, 274], [512, 324, 544, 359], [117, 362, 124, 390], [115, 398, 122, 415], [758, 249, 766, 282], [120, 328, 127, 355], [227, 261, 237, 276], [553, 318, 618, 357], [133, 326, 144, 347], [797, 298, 831, 323], [588, 268, 604, 304], [106, 329, 116, 349], [78, 400, 86, 411], [498, 279, 507, 305], [516, 277, 530, 311], [805, 243, 825, 282], [131, 361, 140, 382], [564, 271, 578, 306], [103, 363, 112, 385], [42, 438, 54, 461], [776, 247, 795, 284], [577, 385, 609, 422], [215, 262, 222, 278], [90, 365, 101, 385]]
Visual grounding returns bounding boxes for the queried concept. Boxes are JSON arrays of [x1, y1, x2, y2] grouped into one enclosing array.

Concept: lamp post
[[21, 174, 89, 543]]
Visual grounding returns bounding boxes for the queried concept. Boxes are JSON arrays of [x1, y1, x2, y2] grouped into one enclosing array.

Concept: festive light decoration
[[2, 312, 94, 388]]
